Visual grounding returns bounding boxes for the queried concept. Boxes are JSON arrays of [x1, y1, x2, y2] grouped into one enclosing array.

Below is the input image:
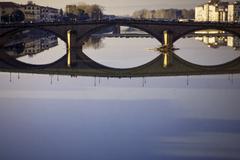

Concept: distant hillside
[[132, 9, 194, 19]]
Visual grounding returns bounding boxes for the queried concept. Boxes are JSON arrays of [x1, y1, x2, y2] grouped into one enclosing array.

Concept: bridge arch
[[70, 23, 164, 69], [76, 23, 163, 44]]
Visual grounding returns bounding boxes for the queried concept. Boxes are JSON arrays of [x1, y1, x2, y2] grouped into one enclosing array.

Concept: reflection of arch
[[1, 47, 240, 77], [173, 27, 240, 43], [4, 42, 25, 55], [172, 53, 240, 70], [0, 49, 68, 69]]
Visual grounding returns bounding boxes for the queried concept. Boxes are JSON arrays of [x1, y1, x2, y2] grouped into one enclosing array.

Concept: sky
[[3, 0, 235, 15]]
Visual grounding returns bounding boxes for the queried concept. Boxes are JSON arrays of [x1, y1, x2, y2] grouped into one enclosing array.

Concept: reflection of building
[[227, 36, 240, 50], [194, 30, 240, 50], [4, 30, 58, 57], [23, 35, 58, 55]]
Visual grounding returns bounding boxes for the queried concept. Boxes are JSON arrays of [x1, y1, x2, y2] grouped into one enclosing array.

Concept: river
[[0, 27, 240, 160]]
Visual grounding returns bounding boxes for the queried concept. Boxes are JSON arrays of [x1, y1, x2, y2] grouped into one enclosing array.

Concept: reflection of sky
[[83, 37, 160, 68], [0, 72, 240, 160], [84, 36, 240, 68], [175, 37, 240, 66]]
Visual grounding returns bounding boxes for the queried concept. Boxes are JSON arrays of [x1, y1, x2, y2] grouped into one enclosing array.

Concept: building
[[195, 5, 205, 21], [1, 1, 60, 23], [195, 0, 228, 22], [228, 1, 240, 22], [195, 0, 240, 22], [22, 1, 60, 22], [41, 6, 60, 22], [21, 1, 41, 22]]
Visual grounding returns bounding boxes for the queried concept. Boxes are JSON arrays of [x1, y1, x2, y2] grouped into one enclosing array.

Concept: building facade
[[22, 1, 60, 22], [41, 6, 60, 22], [195, 0, 228, 22], [228, 1, 240, 22], [21, 1, 41, 22], [0, 1, 60, 23]]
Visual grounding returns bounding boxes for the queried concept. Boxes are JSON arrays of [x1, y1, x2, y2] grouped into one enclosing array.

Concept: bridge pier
[[0, 39, 4, 48], [67, 30, 85, 67], [163, 30, 173, 47], [162, 30, 174, 68], [163, 51, 173, 68], [113, 25, 121, 34]]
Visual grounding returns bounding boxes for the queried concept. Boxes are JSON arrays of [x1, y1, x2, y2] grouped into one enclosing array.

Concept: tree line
[[132, 9, 194, 20]]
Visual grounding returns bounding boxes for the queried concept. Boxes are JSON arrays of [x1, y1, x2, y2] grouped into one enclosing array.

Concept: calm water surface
[[0, 29, 240, 160]]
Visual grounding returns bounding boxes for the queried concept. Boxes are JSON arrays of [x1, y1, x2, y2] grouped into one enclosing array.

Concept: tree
[[60, 9, 64, 16], [66, 3, 104, 20]]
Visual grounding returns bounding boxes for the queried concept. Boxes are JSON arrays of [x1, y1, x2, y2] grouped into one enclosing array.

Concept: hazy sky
[[3, 0, 234, 15]]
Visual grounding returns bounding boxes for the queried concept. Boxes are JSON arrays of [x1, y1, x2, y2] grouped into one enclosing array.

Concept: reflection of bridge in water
[[0, 45, 240, 78]]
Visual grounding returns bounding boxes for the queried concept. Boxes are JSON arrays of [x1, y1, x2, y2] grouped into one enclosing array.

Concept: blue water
[[1, 30, 240, 160], [0, 73, 240, 160]]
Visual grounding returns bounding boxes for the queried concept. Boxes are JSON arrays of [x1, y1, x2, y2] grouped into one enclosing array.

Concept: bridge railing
[[1, 19, 240, 27]]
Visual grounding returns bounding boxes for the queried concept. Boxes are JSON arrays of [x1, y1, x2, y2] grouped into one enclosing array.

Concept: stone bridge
[[1, 20, 240, 77], [1, 20, 240, 48]]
